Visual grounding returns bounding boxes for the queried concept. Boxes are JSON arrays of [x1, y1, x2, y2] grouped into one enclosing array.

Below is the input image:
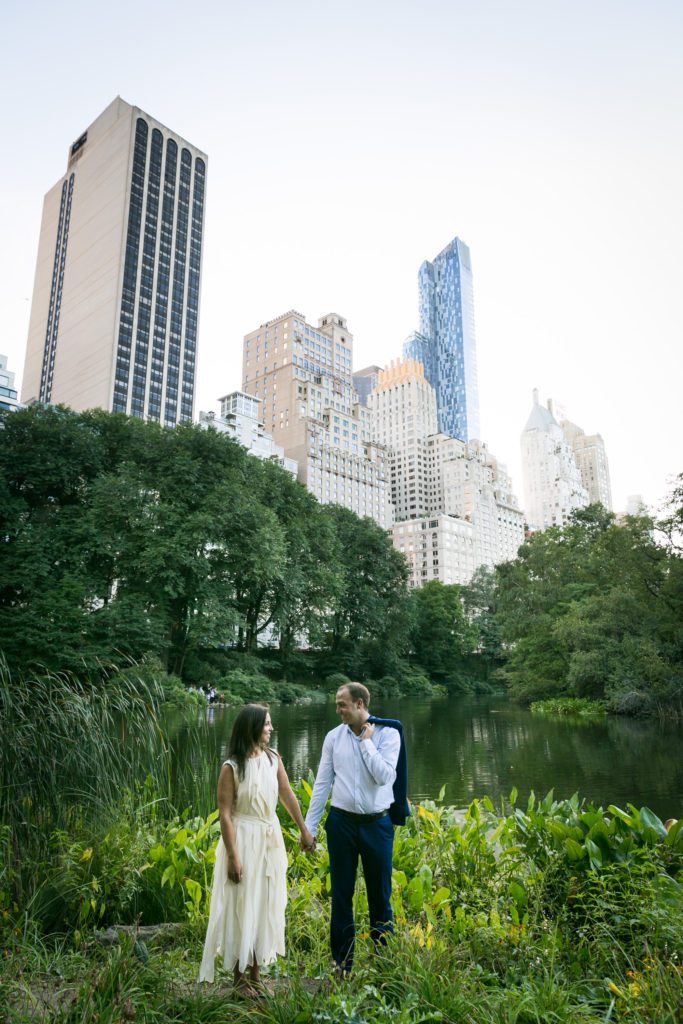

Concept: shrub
[[325, 672, 351, 690], [108, 657, 204, 707], [216, 669, 277, 704]]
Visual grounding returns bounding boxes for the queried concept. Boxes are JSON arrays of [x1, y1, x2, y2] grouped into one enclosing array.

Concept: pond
[[167, 695, 682, 822]]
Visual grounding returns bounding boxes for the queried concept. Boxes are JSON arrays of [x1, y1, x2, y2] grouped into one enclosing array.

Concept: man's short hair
[[342, 682, 371, 708]]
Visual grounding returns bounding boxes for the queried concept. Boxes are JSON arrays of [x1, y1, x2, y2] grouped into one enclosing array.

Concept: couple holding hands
[[199, 682, 408, 995]]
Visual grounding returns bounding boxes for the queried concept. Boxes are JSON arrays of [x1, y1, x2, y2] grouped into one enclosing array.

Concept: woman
[[199, 704, 315, 994]]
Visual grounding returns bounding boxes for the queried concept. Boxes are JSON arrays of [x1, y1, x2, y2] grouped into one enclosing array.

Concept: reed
[[0, 658, 173, 906]]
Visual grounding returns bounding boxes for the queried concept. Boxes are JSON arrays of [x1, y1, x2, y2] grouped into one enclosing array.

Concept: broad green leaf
[[585, 838, 603, 869], [564, 838, 585, 862], [664, 819, 683, 847], [639, 807, 667, 838], [406, 876, 424, 910], [392, 869, 408, 890], [607, 805, 633, 827], [432, 886, 450, 906], [161, 865, 175, 888], [508, 880, 527, 909]]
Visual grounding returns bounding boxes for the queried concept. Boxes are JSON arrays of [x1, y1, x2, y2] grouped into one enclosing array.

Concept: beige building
[[369, 359, 437, 520], [560, 418, 612, 510], [241, 311, 392, 527], [370, 357, 524, 586], [392, 514, 477, 586], [22, 98, 207, 425]]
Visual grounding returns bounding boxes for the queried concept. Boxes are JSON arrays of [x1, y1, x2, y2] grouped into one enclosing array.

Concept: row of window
[[113, 118, 205, 423], [39, 173, 75, 402]]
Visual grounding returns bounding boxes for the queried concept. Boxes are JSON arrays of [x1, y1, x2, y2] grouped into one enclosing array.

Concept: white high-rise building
[[521, 390, 589, 531], [199, 391, 297, 475], [0, 355, 20, 413], [431, 435, 525, 569], [370, 358, 524, 586], [241, 311, 392, 528], [560, 418, 612, 510], [22, 98, 207, 425]]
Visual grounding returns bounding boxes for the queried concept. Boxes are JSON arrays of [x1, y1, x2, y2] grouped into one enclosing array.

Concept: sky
[[2, 0, 682, 514]]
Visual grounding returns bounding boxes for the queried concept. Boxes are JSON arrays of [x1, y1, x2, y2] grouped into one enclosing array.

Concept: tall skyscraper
[[22, 98, 207, 425], [241, 310, 392, 528], [521, 390, 589, 531], [403, 236, 480, 441]]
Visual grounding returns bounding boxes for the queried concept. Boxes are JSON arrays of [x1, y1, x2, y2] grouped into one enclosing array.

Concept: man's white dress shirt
[[305, 723, 401, 833]]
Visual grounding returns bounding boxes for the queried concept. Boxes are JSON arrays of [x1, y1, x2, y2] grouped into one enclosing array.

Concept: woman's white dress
[[199, 752, 287, 981]]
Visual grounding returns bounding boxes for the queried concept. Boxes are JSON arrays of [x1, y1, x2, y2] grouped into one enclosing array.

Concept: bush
[[372, 669, 444, 697], [530, 697, 605, 717], [214, 670, 323, 706], [216, 669, 276, 704], [325, 672, 351, 690], [108, 657, 204, 708], [605, 689, 655, 716]]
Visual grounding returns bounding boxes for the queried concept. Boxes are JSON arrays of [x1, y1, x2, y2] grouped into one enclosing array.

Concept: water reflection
[[166, 696, 682, 821]]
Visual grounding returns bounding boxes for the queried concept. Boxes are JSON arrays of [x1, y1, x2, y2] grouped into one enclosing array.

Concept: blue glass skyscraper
[[404, 237, 480, 441]]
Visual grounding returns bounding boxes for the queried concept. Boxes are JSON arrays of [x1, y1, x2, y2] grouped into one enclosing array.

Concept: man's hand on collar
[[359, 721, 376, 742]]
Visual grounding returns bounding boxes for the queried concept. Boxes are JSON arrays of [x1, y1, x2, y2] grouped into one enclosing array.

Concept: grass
[[530, 697, 606, 717]]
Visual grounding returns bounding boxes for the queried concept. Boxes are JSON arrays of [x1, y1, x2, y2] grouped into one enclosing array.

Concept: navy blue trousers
[[324, 808, 394, 970]]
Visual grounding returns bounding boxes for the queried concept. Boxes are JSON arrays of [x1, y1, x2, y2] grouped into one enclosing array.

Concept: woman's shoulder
[[222, 758, 238, 772]]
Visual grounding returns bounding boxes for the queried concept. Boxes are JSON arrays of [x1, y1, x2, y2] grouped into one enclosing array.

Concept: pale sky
[[2, 0, 682, 514]]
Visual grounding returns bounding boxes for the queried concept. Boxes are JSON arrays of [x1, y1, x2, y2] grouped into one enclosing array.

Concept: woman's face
[[259, 712, 273, 747]]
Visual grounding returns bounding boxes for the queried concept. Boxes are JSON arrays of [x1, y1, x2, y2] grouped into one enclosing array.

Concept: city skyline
[[2, 1, 681, 514]]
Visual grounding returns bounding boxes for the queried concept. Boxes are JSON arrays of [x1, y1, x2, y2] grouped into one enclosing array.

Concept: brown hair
[[341, 682, 371, 708], [228, 704, 273, 779]]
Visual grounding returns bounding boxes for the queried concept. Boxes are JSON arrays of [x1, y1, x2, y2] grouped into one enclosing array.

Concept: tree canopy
[[0, 406, 411, 680]]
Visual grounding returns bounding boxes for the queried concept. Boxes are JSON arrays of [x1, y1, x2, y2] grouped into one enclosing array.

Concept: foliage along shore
[[2, 668, 683, 1023], [3, 787, 682, 1023], [1, 405, 682, 716]]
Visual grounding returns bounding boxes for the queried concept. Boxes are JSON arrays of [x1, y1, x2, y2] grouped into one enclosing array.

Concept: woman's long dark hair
[[228, 704, 273, 780]]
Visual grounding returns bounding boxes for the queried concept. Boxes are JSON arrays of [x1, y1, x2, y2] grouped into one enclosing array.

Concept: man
[[303, 682, 402, 974]]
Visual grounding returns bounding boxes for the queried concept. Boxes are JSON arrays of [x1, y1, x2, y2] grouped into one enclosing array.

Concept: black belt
[[330, 807, 389, 823]]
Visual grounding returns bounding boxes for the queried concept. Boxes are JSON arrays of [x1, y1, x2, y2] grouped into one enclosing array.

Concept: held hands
[[227, 853, 243, 884], [299, 827, 316, 854]]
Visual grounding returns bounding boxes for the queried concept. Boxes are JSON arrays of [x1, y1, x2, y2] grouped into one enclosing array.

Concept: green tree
[[461, 565, 504, 679], [408, 580, 474, 684], [322, 506, 410, 678], [492, 501, 683, 711]]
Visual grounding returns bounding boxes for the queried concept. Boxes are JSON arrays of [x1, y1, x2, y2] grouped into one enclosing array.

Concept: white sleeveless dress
[[199, 752, 287, 981]]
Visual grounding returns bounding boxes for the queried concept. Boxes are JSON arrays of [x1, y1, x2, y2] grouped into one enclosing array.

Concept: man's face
[[335, 687, 366, 729]]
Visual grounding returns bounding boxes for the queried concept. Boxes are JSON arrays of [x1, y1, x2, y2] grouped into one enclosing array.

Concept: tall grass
[[0, 658, 180, 911]]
